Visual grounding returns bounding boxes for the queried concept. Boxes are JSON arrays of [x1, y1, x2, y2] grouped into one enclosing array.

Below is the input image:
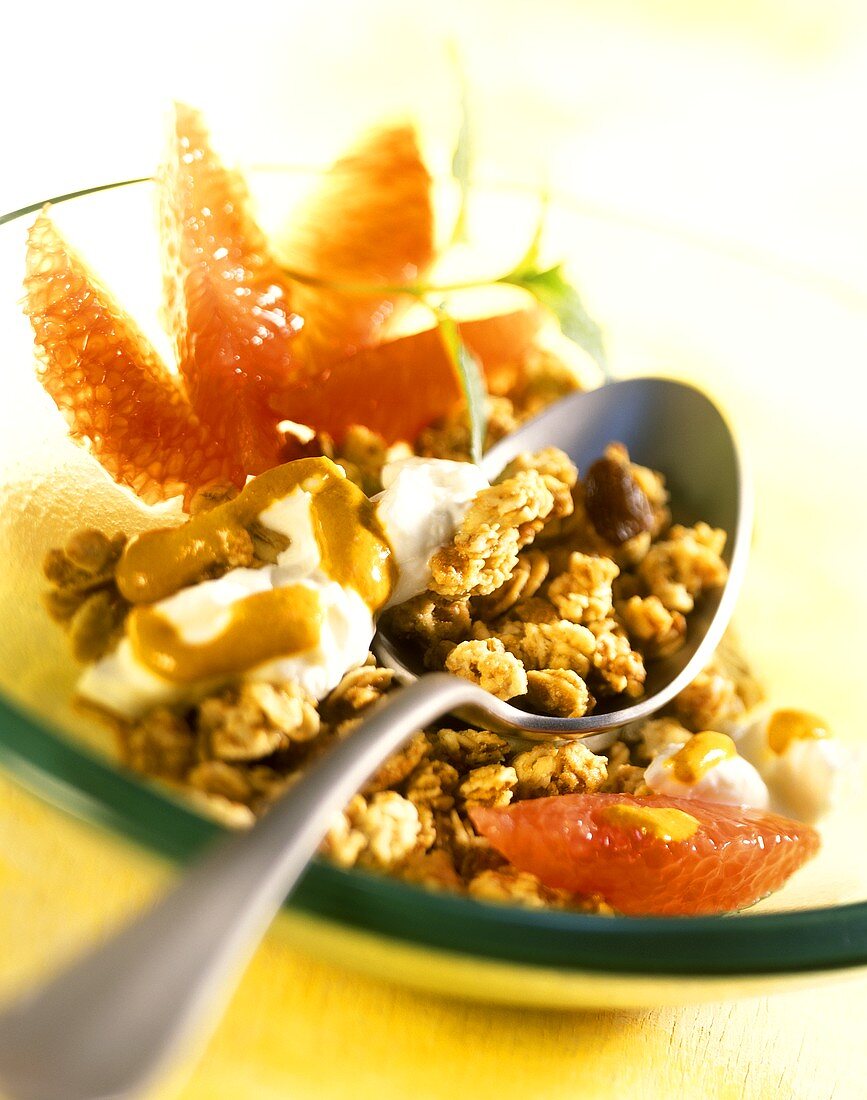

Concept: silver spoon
[[0, 377, 750, 1100]]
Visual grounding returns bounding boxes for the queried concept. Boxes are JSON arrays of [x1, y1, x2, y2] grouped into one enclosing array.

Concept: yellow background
[[2, 1, 867, 1097]]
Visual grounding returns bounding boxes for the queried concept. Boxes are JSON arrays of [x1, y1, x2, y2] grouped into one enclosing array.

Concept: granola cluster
[[385, 440, 728, 722], [109, 637, 759, 908], [43, 360, 750, 914], [42, 529, 130, 661]]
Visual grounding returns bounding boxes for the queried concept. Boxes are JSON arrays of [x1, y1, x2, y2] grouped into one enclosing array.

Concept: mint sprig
[[500, 262, 609, 378]]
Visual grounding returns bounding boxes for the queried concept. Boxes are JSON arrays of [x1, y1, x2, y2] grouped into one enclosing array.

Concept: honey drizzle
[[115, 457, 394, 684], [665, 731, 736, 785], [767, 709, 830, 755], [115, 457, 395, 611], [128, 586, 323, 684], [601, 802, 700, 842]]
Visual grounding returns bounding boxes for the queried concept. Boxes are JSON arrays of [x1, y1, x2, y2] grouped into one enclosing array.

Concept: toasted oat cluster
[[383, 438, 728, 719], [99, 640, 758, 911], [43, 371, 750, 913]]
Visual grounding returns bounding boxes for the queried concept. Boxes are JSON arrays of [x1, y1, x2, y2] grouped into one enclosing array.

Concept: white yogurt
[[644, 740, 770, 810], [376, 456, 489, 607], [732, 710, 847, 823], [79, 458, 487, 718]]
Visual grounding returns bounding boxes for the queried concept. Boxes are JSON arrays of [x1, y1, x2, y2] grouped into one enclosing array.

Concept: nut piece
[[458, 764, 518, 807], [197, 681, 320, 761], [429, 728, 510, 768], [468, 867, 568, 909], [445, 638, 528, 700], [584, 450, 655, 545], [524, 668, 592, 718], [512, 741, 608, 797], [547, 551, 619, 624]]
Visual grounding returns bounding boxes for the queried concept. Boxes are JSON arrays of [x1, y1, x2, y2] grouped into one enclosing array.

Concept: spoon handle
[[0, 673, 484, 1100]]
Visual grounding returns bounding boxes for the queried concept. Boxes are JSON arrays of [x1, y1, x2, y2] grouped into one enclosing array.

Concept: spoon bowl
[[375, 376, 751, 739]]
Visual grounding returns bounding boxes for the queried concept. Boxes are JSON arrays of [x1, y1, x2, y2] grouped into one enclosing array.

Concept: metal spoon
[[0, 377, 750, 1100], [377, 375, 751, 736]]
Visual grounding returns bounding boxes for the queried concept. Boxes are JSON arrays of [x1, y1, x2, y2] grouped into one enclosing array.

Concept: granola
[[444, 638, 528, 700], [42, 529, 129, 661], [429, 470, 556, 599], [45, 421, 747, 915], [29, 103, 828, 919]]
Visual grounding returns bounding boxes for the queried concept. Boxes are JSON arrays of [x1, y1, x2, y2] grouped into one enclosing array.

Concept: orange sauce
[[115, 457, 395, 611], [767, 709, 830, 755], [665, 731, 736, 785], [128, 586, 323, 683], [601, 803, 699, 842]]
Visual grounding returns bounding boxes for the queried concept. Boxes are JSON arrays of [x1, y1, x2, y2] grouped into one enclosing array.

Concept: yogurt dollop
[[731, 708, 847, 823], [79, 457, 487, 718], [644, 732, 770, 810], [375, 456, 489, 607]]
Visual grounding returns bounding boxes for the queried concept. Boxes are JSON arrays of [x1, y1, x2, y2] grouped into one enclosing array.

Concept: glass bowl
[[1, 173, 865, 1010]]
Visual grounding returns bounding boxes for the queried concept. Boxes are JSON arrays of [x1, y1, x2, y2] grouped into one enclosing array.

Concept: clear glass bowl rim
[[2, 174, 866, 979]]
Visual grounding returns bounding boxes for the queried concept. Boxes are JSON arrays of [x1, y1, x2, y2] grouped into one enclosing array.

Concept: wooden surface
[[3, 2, 867, 1097], [0, 773, 865, 1100]]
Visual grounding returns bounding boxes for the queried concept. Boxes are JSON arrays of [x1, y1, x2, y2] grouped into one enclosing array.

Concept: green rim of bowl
[[2, 177, 866, 980]]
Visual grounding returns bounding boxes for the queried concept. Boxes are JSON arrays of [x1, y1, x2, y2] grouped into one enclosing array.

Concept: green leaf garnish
[[433, 306, 487, 464], [449, 43, 474, 246], [502, 262, 609, 377], [279, 172, 609, 422]]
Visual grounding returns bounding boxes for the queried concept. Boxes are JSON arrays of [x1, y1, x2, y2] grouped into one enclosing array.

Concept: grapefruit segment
[[24, 212, 237, 505], [160, 102, 301, 475], [469, 793, 820, 916], [276, 304, 547, 443], [278, 124, 435, 365]]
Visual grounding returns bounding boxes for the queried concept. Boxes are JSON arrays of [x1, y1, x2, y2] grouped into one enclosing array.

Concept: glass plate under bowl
[[0, 173, 865, 1010]]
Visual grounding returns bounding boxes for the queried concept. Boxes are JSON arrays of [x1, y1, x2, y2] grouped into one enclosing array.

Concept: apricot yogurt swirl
[[79, 455, 488, 717]]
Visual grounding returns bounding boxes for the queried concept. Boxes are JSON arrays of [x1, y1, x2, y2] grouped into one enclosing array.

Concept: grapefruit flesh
[[278, 124, 435, 366], [25, 104, 566, 499], [160, 102, 301, 475], [24, 213, 237, 504], [469, 792, 820, 916], [277, 304, 547, 443]]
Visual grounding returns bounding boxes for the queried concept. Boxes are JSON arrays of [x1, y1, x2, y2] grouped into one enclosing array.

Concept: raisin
[[584, 455, 654, 544]]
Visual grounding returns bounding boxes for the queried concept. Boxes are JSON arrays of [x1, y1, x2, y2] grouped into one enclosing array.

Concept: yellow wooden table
[[1, 771, 865, 1100], [3, 1, 867, 1097]]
